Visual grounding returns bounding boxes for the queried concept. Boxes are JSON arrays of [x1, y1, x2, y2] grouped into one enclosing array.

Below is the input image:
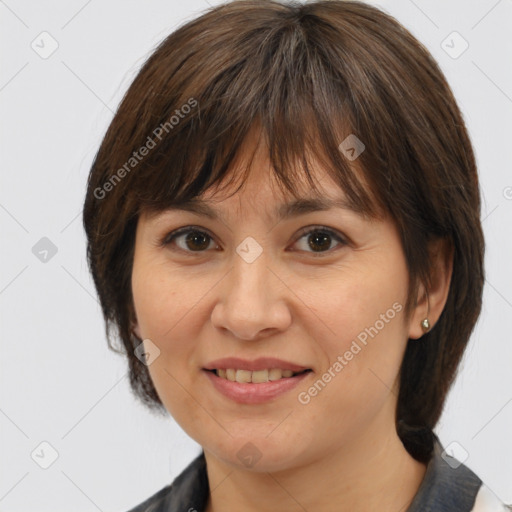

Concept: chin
[[202, 432, 311, 473]]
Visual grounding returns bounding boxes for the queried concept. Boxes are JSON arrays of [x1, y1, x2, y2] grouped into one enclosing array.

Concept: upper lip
[[204, 357, 310, 372]]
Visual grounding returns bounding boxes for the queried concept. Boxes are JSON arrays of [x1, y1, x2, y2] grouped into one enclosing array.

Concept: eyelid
[[160, 224, 348, 255], [291, 225, 348, 255], [160, 225, 218, 249]]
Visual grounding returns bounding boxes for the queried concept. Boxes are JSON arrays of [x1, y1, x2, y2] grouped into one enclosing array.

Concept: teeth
[[236, 369, 252, 383], [252, 369, 269, 383], [214, 368, 302, 383], [268, 368, 283, 381]]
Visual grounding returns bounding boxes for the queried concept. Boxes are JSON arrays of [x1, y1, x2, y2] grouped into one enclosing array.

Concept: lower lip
[[203, 370, 311, 404]]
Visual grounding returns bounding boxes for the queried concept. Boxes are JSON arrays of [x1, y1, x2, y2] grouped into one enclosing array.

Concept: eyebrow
[[163, 196, 362, 222]]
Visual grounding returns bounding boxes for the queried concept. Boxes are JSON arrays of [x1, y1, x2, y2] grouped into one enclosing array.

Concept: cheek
[[131, 259, 207, 422], [294, 255, 409, 418], [131, 255, 217, 392], [297, 256, 409, 357], [131, 255, 208, 341]]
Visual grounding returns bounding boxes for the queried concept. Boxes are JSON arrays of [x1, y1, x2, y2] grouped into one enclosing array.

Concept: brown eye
[[163, 227, 216, 253], [307, 231, 332, 252], [293, 226, 346, 255], [183, 231, 211, 251]]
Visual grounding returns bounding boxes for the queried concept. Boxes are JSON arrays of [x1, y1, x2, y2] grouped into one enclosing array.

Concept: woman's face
[[131, 135, 425, 472]]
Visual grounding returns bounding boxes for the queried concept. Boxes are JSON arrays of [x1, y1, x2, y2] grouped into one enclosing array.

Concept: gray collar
[[128, 434, 483, 512]]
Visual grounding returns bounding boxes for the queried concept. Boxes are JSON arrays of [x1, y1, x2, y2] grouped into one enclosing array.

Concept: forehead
[[143, 174, 374, 226], [141, 125, 384, 225]]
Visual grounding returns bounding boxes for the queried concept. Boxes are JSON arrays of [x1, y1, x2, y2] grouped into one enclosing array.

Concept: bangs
[[115, 5, 384, 220]]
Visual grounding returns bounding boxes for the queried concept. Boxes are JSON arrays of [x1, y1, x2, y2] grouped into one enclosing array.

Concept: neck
[[203, 425, 427, 512]]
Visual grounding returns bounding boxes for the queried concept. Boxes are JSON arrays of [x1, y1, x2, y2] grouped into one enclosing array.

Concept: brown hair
[[83, 0, 484, 463]]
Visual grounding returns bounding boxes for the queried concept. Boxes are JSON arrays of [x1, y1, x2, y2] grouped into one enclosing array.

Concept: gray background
[[1, 0, 511, 510]]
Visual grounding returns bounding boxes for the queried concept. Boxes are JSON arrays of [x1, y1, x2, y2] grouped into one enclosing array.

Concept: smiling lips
[[203, 357, 312, 404], [215, 368, 308, 383], [204, 356, 310, 373]]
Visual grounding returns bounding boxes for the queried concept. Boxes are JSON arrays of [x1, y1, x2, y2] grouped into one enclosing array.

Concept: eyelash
[[160, 225, 348, 257]]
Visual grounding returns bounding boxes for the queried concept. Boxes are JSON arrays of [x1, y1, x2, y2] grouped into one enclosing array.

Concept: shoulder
[[126, 483, 172, 512], [125, 451, 208, 512], [471, 485, 512, 512], [408, 435, 510, 512]]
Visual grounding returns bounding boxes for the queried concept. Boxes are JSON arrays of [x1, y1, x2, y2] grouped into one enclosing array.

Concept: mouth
[[203, 366, 313, 404], [205, 368, 312, 383]]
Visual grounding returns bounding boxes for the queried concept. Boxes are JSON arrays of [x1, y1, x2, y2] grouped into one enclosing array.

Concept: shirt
[[126, 436, 510, 512]]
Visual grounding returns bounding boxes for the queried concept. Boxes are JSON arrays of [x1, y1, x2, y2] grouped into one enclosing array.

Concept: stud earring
[[420, 290, 431, 333]]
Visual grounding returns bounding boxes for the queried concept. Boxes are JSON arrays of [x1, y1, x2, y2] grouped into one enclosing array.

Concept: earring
[[421, 318, 431, 332]]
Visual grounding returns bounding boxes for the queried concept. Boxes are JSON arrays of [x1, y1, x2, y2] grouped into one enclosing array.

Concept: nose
[[210, 245, 292, 340]]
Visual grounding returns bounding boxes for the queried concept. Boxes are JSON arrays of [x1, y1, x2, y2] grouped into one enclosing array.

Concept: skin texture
[[131, 130, 453, 512]]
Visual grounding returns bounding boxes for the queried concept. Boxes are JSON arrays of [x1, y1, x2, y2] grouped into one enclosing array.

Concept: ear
[[129, 303, 142, 340], [132, 322, 142, 340], [408, 237, 454, 340]]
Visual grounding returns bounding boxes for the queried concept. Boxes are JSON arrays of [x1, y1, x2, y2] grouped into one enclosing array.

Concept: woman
[[83, 1, 510, 510]]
